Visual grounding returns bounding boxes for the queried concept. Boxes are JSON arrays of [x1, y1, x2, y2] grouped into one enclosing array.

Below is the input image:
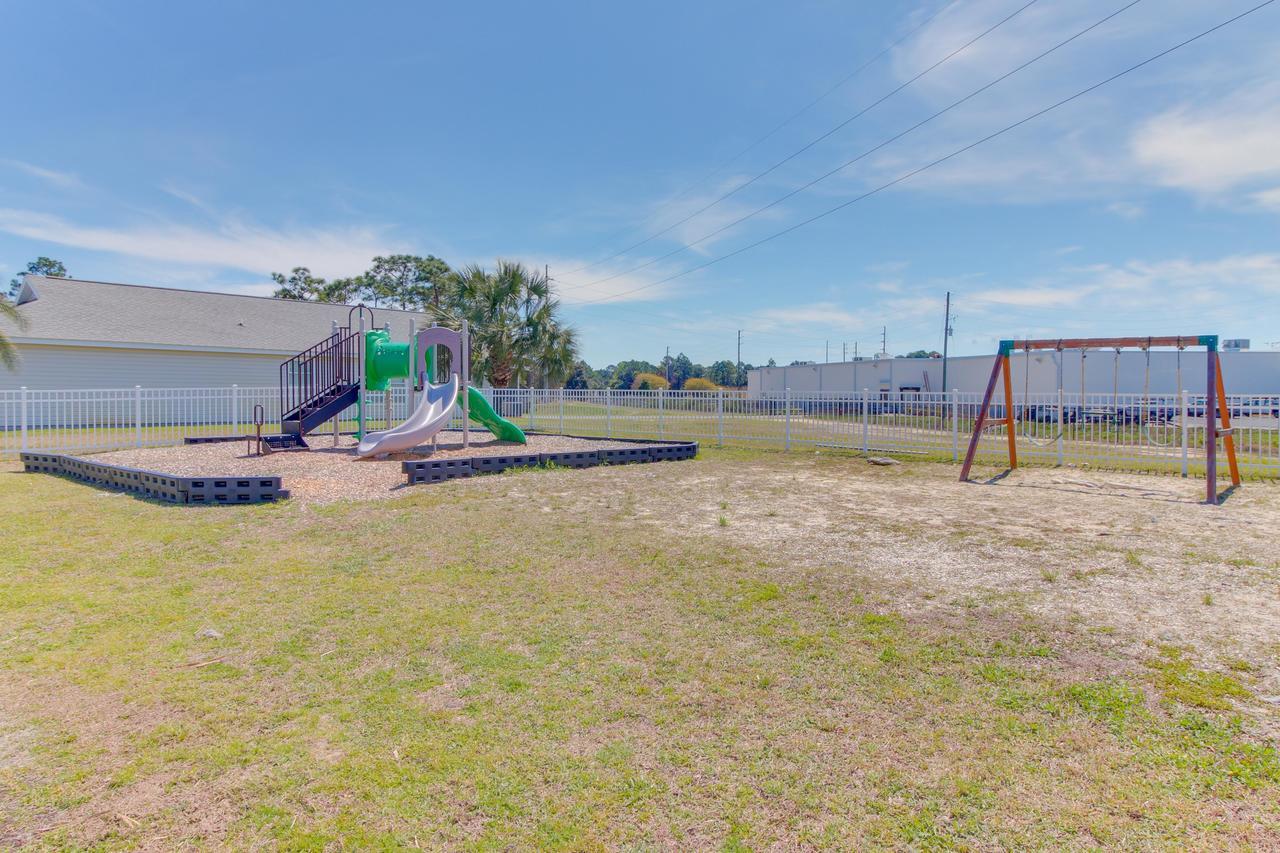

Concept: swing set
[[958, 336, 1241, 504]]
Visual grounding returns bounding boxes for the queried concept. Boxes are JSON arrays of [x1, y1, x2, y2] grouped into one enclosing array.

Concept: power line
[[560, 3, 955, 277], [572, 0, 1273, 307], [558, 0, 1042, 287], [565, 0, 1142, 294]]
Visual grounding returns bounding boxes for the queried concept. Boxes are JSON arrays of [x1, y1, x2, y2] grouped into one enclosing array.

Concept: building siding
[[3, 344, 287, 391], [749, 351, 1280, 398]]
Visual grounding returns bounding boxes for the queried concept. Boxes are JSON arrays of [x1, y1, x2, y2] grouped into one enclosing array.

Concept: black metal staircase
[[280, 328, 360, 445]]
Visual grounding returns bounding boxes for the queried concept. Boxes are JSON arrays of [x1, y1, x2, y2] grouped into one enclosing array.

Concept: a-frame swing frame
[[958, 336, 1241, 504]]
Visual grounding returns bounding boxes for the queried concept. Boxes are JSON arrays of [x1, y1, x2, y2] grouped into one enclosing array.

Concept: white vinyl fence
[[3, 385, 1278, 479]]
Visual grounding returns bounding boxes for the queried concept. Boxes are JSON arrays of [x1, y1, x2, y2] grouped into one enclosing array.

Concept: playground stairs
[[280, 329, 361, 439]]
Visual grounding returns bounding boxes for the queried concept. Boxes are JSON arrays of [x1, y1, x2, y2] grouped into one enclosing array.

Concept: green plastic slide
[[465, 386, 526, 443]]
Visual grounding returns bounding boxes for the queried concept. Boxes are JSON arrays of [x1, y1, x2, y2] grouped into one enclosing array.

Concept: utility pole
[[736, 330, 742, 386], [842, 342, 847, 362], [665, 345, 671, 383], [941, 291, 954, 394], [854, 342, 859, 361], [881, 326, 888, 358], [825, 340, 829, 363]]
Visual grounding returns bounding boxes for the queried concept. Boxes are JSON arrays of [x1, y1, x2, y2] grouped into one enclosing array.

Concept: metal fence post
[[861, 388, 871, 454], [1180, 388, 1189, 478], [19, 386, 28, 451], [606, 388, 613, 438], [231, 384, 239, 435], [659, 389, 665, 440], [529, 387, 536, 431], [134, 385, 142, 447], [559, 387, 565, 435], [717, 389, 725, 447], [1056, 383, 1065, 466], [784, 387, 792, 451], [951, 390, 959, 462]]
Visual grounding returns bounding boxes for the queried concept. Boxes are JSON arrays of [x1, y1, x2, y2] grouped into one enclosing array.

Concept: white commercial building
[[748, 349, 1280, 398]]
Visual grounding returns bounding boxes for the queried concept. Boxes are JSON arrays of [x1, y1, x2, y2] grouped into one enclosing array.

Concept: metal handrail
[[279, 327, 359, 420]]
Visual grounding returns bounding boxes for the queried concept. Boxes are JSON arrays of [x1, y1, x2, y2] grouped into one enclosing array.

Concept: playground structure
[[959, 336, 1242, 504], [276, 306, 526, 457]]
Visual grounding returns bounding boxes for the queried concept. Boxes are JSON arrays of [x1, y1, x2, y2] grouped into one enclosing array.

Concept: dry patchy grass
[[1, 450, 1279, 849]]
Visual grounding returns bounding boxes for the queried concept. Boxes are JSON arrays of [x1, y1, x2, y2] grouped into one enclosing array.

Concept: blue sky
[[3, 0, 1279, 367]]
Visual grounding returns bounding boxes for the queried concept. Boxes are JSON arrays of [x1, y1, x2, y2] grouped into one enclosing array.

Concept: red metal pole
[[959, 351, 1005, 481], [1205, 349, 1218, 504]]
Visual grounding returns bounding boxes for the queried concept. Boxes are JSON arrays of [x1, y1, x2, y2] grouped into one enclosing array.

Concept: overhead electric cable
[[559, 0, 1040, 281], [560, 3, 955, 276], [564, 0, 1143, 292], [572, 0, 1275, 306]]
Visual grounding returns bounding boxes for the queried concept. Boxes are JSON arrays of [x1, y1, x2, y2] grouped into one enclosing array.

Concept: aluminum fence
[[3, 385, 1277, 478]]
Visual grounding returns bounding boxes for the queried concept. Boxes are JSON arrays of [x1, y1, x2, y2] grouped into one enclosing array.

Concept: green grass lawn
[[2, 450, 1279, 848]]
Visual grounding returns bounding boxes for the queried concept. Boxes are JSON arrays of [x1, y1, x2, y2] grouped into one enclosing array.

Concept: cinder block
[[539, 450, 600, 469], [470, 453, 541, 475], [648, 443, 698, 462], [403, 458, 477, 484], [599, 447, 652, 465]]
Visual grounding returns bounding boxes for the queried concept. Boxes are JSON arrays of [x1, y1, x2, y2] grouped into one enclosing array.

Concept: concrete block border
[[20, 452, 288, 504], [400, 439, 698, 486]]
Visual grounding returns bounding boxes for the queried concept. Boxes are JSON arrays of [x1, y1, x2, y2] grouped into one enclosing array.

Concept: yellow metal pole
[[1001, 354, 1018, 469]]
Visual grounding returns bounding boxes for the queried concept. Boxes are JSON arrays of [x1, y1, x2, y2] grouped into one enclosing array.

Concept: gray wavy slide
[[356, 374, 460, 457]]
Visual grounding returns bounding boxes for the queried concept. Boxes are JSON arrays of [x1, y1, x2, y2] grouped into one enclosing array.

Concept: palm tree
[[428, 260, 579, 387], [0, 298, 27, 370]]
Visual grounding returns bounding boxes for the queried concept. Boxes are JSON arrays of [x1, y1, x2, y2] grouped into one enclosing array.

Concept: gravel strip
[[79, 431, 656, 505]]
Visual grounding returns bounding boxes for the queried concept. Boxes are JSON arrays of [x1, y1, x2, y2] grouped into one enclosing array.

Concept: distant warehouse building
[[1, 276, 427, 391], [748, 349, 1280, 398]]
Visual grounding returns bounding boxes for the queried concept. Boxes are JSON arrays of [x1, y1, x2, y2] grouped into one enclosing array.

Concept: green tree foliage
[[429, 260, 578, 388], [901, 349, 942, 358], [607, 360, 659, 390], [361, 254, 452, 309], [632, 371, 669, 390], [7, 257, 67, 299], [271, 267, 328, 300], [3, 258, 64, 369], [706, 360, 738, 387], [669, 352, 694, 389], [564, 360, 603, 390], [683, 377, 717, 391]]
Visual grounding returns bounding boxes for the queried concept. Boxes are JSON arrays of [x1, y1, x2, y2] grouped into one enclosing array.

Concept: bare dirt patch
[[469, 452, 1280, 676]]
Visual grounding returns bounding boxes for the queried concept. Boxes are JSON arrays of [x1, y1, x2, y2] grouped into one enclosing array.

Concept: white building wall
[[750, 351, 1280, 398], [3, 344, 287, 391]]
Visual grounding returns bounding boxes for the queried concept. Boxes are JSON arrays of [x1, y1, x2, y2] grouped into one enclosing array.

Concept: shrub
[[632, 372, 670, 390], [683, 377, 717, 391]]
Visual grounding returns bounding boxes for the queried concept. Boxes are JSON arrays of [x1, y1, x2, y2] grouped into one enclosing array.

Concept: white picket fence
[[3, 385, 1278, 478]]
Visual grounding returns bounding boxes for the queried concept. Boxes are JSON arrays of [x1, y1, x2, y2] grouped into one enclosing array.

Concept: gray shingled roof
[[5, 276, 430, 353]]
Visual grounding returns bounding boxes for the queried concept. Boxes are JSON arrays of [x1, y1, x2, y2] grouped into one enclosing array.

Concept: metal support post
[[784, 387, 792, 451], [1180, 389, 1189, 477], [862, 388, 870, 454], [951, 390, 960, 462], [134, 385, 142, 447], [717, 389, 725, 447]]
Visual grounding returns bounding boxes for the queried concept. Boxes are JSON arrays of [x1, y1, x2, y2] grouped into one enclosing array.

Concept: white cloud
[[1131, 84, 1280, 194], [970, 286, 1089, 309], [642, 176, 787, 255], [0, 208, 404, 278], [1106, 201, 1144, 219], [1254, 187, 1280, 210], [1, 159, 82, 189]]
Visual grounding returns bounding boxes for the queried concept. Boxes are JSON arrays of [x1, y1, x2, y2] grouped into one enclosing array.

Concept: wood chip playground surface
[[74, 431, 645, 505], [3, 446, 1280, 848]]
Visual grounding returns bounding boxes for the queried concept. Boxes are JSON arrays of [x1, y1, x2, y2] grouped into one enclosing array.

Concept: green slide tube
[[465, 386, 526, 443]]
